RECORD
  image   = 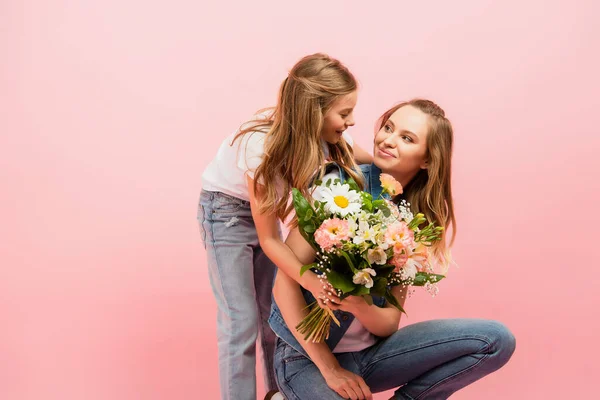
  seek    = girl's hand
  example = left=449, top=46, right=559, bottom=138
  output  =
left=317, top=282, right=368, bottom=314
left=302, top=272, right=335, bottom=310
left=321, top=366, right=373, bottom=400
left=316, top=280, right=341, bottom=310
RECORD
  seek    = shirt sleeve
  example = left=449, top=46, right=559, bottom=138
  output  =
left=236, top=131, right=266, bottom=180
left=343, top=131, right=354, bottom=147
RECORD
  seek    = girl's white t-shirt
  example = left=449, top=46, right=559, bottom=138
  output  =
left=202, top=112, right=354, bottom=201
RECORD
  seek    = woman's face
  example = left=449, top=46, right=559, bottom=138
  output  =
left=321, top=91, right=357, bottom=144
left=373, top=105, right=429, bottom=184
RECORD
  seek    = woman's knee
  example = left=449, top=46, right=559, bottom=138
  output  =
left=483, top=320, right=516, bottom=364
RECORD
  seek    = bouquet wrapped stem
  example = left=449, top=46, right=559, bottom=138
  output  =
left=296, top=301, right=340, bottom=343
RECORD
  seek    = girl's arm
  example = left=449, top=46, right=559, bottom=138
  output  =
left=275, top=229, right=373, bottom=400
left=352, top=142, right=373, bottom=165
left=246, top=175, right=323, bottom=297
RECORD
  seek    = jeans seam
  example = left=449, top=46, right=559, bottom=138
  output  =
left=388, top=336, right=491, bottom=400
left=278, top=352, right=305, bottom=400
left=413, top=345, right=491, bottom=399
left=363, top=335, right=491, bottom=377
left=284, top=359, right=315, bottom=385
left=254, top=250, right=277, bottom=391
left=280, top=380, right=301, bottom=400
left=197, top=204, right=207, bottom=248
left=207, top=212, right=237, bottom=399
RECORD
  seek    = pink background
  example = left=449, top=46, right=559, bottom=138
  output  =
left=2, top=1, right=599, bottom=399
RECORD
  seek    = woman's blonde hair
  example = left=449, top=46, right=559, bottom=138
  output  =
left=376, top=99, right=457, bottom=269
left=234, top=53, right=363, bottom=221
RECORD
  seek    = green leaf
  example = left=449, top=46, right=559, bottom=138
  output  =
left=361, top=197, right=373, bottom=213
left=338, top=250, right=358, bottom=274
left=371, top=277, right=388, bottom=295
left=373, top=265, right=395, bottom=277
left=373, top=199, right=391, bottom=217
left=385, top=291, right=406, bottom=314
left=292, top=188, right=312, bottom=220
left=300, top=263, right=318, bottom=276
left=303, top=223, right=316, bottom=234
left=350, top=285, right=370, bottom=296
left=327, top=270, right=355, bottom=293
left=412, top=272, right=445, bottom=286
left=346, top=178, right=360, bottom=192
left=362, top=294, right=374, bottom=306
left=304, top=208, right=314, bottom=221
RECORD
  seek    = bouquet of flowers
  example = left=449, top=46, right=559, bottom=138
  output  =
left=292, top=172, right=445, bottom=343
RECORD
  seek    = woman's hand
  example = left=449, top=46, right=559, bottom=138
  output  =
left=321, top=366, right=373, bottom=400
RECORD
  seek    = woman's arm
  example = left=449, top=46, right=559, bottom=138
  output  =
left=246, top=175, right=323, bottom=296
left=326, top=283, right=408, bottom=338
left=275, top=228, right=373, bottom=400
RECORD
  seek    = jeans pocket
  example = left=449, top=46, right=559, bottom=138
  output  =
left=283, top=356, right=313, bottom=383
left=281, top=345, right=313, bottom=383
left=213, top=193, right=243, bottom=213
left=197, top=204, right=207, bottom=248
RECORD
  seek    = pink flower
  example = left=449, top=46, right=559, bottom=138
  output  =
left=380, top=174, right=403, bottom=196
left=405, top=243, right=431, bottom=272
left=392, top=241, right=406, bottom=255
left=390, top=252, right=408, bottom=270
left=314, top=218, right=351, bottom=252
left=384, top=221, right=415, bottom=252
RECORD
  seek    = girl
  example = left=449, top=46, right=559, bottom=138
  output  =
left=270, top=99, right=516, bottom=399
left=198, top=53, right=371, bottom=400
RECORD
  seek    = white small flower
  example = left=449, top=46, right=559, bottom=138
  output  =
left=374, top=229, right=389, bottom=250
left=353, top=226, right=377, bottom=245
left=399, top=263, right=417, bottom=281
left=398, top=201, right=414, bottom=222
left=367, top=248, right=387, bottom=265
left=358, top=218, right=370, bottom=231
left=352, top=268, right=377, bottom=288
left=425, top=281, right=439, bottom=297
left=346, top=216, right=358, bottom=237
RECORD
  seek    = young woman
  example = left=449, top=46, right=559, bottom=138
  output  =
left=270, top=99, right=516, bottom=400
left=198, top=53, right=371, bottom=400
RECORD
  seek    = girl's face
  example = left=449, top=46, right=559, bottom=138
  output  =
left=373, top=105, right=429, bottom=184
left=321, top=91, right=357, bottom=145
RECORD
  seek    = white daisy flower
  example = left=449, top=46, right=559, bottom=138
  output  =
left=317, top=182, right=362, bottom=216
